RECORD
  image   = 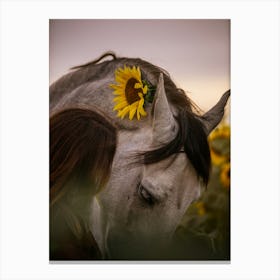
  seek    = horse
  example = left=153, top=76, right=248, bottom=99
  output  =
left=50, top=52, right=230, bottom=259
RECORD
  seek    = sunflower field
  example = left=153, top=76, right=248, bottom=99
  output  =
left=173, top=123, right=230, bottom=260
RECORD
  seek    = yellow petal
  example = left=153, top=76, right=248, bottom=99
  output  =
left=138, top=106, right=147, bottom=116
left=130, top=101, right=139, bottom=109
left=132, top=66, right=136, bottom=74
left=143, top=85, right=148, bottom=94
left=113, top=96, right=126, bottom=103
left=137, top=66, right=141, bottom=77
left=134, top=83, right=142, bottom=89
left=139, top=107, right=147, bottom=116
left=110, top=84, right=121, bottom=89
left=138, top=98, right=147, bottom=116
left=118, top=106, right=130, bottom=119
left=116, top=76, right=126, bottom=84
left=118, top=69, right=130, bottom=79
left=132, top=66, right=140, bottom=80
left=111, top=84, right=125, bottom=92
left=137, top=109, right=141, bottom=120
left=113, top=90, right=124, bottom=96
left=113, top=101, right=128, bottom=111
left=118, top=67, right=126, bottom=73
left=129, top=106, right=137, bottom=120
left=124, top=66, right=131, bottom=75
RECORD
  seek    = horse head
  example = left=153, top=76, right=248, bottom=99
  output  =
left=50, top=53, right=230, bottom=259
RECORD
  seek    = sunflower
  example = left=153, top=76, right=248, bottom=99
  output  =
left=110, top=65, right=148, bottom=120
left=220, top=162, right=230, bottom=188
left=194, top=201, right=206, bottom=216
left=208, top=125, right=230, bottom=142
left=208, top=125, right=230, bottom=166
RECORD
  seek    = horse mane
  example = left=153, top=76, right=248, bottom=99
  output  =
left=70, top=52, right=117, bottom=70
left=50, top=52, right=211, bottom=185
left=141, top=109, right=210, bottom=185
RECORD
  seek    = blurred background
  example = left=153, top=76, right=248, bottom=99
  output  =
left=49, top=19, right=230, bottom=118
left=50, top=19, right=230, bottom=260
left=175, top=124, right=230, bottom=260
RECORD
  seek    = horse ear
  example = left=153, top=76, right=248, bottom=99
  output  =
left=201, top=90, right=230, bottom=135
left=152, top=73, right=177, bottom=144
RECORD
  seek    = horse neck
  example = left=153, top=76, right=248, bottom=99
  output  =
left=50, top=64, right=154, bottom=130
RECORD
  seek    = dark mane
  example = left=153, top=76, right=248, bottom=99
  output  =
left=141, top=109, right=210, bottom=185
left=56, top=52, right=211, bottom=185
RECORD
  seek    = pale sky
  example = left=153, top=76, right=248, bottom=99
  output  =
left=50, top=19, right=230, bottom=116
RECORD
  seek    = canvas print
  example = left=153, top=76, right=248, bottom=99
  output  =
left=49, top=19, right=230, bottom=261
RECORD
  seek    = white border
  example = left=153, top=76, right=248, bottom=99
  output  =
left=1, top=1, right=279, bottom=280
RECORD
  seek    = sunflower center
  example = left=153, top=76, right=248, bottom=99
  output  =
left=125, top=78, right=142, bottom=105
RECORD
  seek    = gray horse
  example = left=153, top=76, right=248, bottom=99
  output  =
left=50, top=53, right=230, bottom=259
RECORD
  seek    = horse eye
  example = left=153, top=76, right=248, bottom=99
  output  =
left=138, top=184, right=155, bottom=206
